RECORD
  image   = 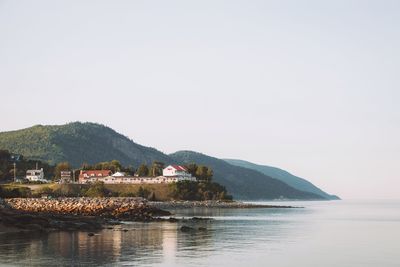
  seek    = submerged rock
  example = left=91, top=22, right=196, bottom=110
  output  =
left=180, top=225, right=195, bottom=232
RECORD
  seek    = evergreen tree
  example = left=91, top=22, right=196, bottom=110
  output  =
left=137, top=164, right=149, bottom=176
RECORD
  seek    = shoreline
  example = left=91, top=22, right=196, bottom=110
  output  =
left=149, top=200, right=297, bottom=209
left=0, top=197, right=297, bottom=234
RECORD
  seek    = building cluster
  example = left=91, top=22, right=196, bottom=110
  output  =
left=78, top=165, right=196, bottom=184
left=25, top=165, right=197, bottom=184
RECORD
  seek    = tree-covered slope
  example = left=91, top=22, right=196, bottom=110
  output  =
left=170, top=151, right=326, bottom=200
left=224, top=159, right=340, bottom=200
left=0, top=122, right=173, bottom=167
left=0, top=123, right=337, bottom=200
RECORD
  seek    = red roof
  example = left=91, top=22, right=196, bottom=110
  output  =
left=79, top=170, right=112, bottom=178
left=171, top=165, right=187, bottom=171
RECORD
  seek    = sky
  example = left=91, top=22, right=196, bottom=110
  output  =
left=0, top=0, right=399, bottom=199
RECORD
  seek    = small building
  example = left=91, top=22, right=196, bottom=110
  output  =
left=26, top=168, right=48, bottom=183
left=162, top=165, right=196, bottom=182
left=60, top=171, right=72, bottom=184
left=79, top=170, right=112, bottom=184
left=111, top=172, right=126, bottom=177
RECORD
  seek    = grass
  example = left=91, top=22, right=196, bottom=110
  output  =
left=2, top=183, right=174, bottom=200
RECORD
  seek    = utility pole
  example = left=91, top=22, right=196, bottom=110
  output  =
left=13, top=162, right=16, bottom=183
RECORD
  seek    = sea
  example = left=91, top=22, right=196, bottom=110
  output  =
left=0, top=200, right=399, bottom=267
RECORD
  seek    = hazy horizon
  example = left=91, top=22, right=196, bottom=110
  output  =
left=1, top=0, right=399, bottom=199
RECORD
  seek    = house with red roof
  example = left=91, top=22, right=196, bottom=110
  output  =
left=79, top=170, right=112, bottom=184
left=162, top=165, right=196, bottom=182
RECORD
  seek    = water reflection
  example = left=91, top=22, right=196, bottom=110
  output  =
left=0, top=208, right=308, bottom=266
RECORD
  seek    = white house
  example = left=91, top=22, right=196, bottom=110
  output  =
left=162, top=165, right=196, bottom=181
left=111, top=172, right=126, bottom=177
left=26, top=168, right=48, bottom=183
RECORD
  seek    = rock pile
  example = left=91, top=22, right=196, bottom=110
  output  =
left=5, top=197, right=170, bottom=221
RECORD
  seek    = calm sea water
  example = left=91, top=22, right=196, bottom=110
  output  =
left=0, top=200, right=399, bottom=267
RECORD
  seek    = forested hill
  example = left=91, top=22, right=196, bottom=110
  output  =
left=0, top=122, right=172, bottom=167
left=224, top=159, right=340, bottom=200
left=169, top=151, right=325, bottom=200
left=0, top=122, right=335, bottom=200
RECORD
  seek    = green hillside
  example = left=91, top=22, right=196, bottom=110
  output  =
left=0, top=122, right=336, bottom=200
left=170, top=151, right=325, bottom=200
left=224, top=159, right=339, bottom=200
left=0, top=122, right=172, bottom=167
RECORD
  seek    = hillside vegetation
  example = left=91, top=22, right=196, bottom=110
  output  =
left=0, top=122, right=172, bottom=167
left=224, top=159, right=339, bottom=200
left=0, top=122, right=337, bottom=200
left=170, top=151, right=325, bottom=200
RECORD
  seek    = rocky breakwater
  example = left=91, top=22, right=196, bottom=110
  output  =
left=0, top=197, right=171, bottom=234
left=5, top=197, right=170, bottom=221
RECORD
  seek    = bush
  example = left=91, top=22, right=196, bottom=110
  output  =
left=170, top=181, right=233, bottom=201
left=0, top=186, right=32, bottom=198
left=137, top=186, right=150, bottom=198
left=84, top=182, right=109, bottom=197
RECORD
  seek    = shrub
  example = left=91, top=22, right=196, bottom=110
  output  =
left=170, top=181, right=233, bottom=201
left=137, top=186, right=150, bottom=198
left=0, top=186, right=32, bottom=198
left=85, top=182, right=109, bottom=197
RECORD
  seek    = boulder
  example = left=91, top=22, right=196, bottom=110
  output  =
left=180, top=225, right=195, bottom=232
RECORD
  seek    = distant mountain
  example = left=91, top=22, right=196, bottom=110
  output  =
left=224, top=159, right=339, bottom=200
left=169, top=151, right=325, bottom=200
left=0, top=122, right=172, bottom=167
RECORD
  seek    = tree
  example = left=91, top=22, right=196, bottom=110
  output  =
left=121, top=165, right=135, bottom=176
left=149, top=161, right=164, bottom=177
left=136, top=164, right=149, bottom=176
left=0, top=150, right=10, bottom=161
left=85, top=181, right=108, bottom=197
left=185, top=163, right=198, bottom=177
left=110, top=160, right=122, bottom=172
left=54, top=162, right=71, bottom=179
left=195, top=165, right=213, bottom=183
left=81, top=162, right=92, bottom=170
left=94, top=160, right=122, bottom=172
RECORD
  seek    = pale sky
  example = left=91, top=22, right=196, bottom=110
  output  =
left=1, top=0, right=399, bottom=199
